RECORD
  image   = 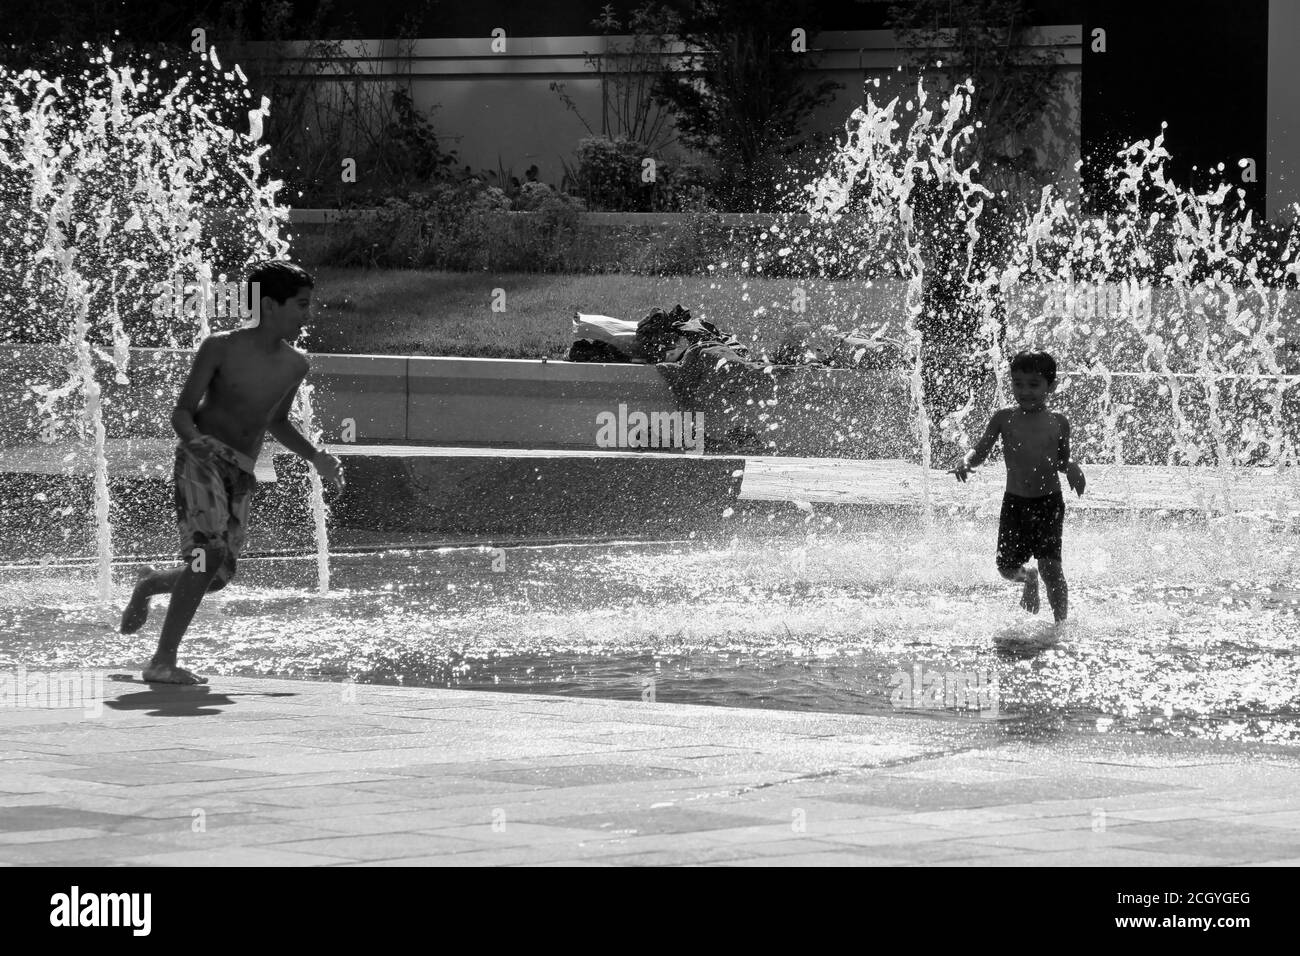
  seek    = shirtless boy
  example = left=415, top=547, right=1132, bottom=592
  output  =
left=120, top=261, right=344, bottom=684
left=950, top=351, right=1086, bottom=622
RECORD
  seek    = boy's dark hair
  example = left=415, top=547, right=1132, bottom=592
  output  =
left=247, top=260, right=313, bottom=304
left=1009, top=350, right=1057, bottom=384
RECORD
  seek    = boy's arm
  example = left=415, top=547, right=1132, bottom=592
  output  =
left=266, top=375, right=345, bottom=491
left=950, top=411, right=1003, bottom=481
left=1057, top=414, right=1086, bottom=495
left=171, top=337, right=225, bottom=445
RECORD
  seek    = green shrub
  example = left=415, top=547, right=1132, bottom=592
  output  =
left=565, top=137, right=720, bottom=212
left=311, top=180, right=592, bottom=272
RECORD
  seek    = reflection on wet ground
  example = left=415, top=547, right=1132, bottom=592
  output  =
left=2, top=512, right=1297, bottom=743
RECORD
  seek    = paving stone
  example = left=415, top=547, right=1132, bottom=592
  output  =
left=0, top=805, right=140, bottom=832
left=529, top=806, right=779, bottom=837
left=2, top=675, right=1299, bottom=866
left=265, top=832, right=486, bottom=861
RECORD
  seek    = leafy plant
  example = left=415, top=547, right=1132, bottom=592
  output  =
left=885, top=0, right=1067, bottom=199
left=550, top=2, right=681, bottom=154
left=651, top=0, right=842, bottom=211
left=563, top=136, right=717, bottom=212
left=217, top=0, right=460, bottom=207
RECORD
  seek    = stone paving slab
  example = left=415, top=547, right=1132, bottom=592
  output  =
left=2, top=674, right=1298, bottom=866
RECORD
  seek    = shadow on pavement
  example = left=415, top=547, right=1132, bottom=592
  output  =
left=103, top=674, right=296, bottom=717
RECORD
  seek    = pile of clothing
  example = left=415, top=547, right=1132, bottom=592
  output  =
left=567, top=307, right=898, bottom=370
left=565, top=305, right=900, bottom=452
left=565, top=306, right=770, bottom=451
left=634, top=305, right=753, bottom=366
left=566, top=306, right=752, bottom=366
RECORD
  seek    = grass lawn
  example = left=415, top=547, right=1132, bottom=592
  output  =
left=302, top=268, right=1297, bottom=374
left=304, top=268, right=906, bottom=359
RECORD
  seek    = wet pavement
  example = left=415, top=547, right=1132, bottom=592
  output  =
left=3, top=675, right=1300, bottom=866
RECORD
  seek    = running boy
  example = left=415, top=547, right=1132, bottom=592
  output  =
left=950, top=351, right=1086, bottom=621
left=120, top=261, right=344, bottom=684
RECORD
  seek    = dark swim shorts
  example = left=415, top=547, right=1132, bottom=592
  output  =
left=996, top=491, right=1065, bottom=569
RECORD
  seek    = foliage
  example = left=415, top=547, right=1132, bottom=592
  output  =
left=885, top=0, right=1066, bottom=196
left=315, top=183, right=588, bottom=272
left=550, top=2, right=681, bottom=153
left=563, top=137, right=715, bottom=212
left=651, top=0, right=842, bottom=211
left=216, top=0, right=460, bottom=207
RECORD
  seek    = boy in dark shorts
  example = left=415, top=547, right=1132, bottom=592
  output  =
left=949, top=351, right=1086, bottom=621
left=119, top=261, right=344, bottom=684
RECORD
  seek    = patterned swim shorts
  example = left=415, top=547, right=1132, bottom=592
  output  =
left=173, top=435, right=258, bottom=585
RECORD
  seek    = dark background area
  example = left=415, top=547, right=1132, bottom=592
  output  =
left=0, top=0, right=1083, bottom=43
left=0, top=0, right=1276, bottom=219
left=1082, top=0, right=1270, bottom=216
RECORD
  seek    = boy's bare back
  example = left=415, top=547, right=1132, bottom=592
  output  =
left=177, top=330, right=309, bottom=460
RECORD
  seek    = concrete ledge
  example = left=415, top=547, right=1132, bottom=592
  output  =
left=311, top=353, right=408, bottom=444
left=404, top=356, right=681, bottom=447
left=5, top=345, right=1296, bottom=463
left=0, top=469, right=313, bottom=563
left=277, top=450, right=745, bottom=536
left=3, top=442, right=1295, bottom=562
left=0, top=442, right=743, bottom=556
left=0, top=347, right=695, bottom=453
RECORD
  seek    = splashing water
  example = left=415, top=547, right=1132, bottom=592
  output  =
left=0, top=46, right=331, bottom=594
left=779, top=75, right=1299, bottom=522
left=293, top=381, right=331, bottom=593
left=0, top=67, right=1297, bottom=741
left=1006, top=125, right=1299, bottom=479
left=4, top=523, right=1299, bottom=742
left=803, top=77, right=996, bottom=523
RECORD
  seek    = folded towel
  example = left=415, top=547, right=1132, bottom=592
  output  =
left=571, top=313, right=647, bottom=362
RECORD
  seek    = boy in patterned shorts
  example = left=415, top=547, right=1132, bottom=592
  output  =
left=119, top=261, right=344, bottom=684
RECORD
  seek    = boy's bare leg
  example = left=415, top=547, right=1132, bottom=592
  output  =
left=120, top=565, right=179, bottom=634
left=143, top=555, right=223, bottom=685
left=122, top=563, right=226, bottom=634
left=999, top=564, right=1040, bottom=615
left=1038, top=558, right=1068, bottom=622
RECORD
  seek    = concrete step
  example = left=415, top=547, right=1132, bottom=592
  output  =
left=1, top=441, right=1296, bottom=562
left=0, top=443, right=747, bottom=560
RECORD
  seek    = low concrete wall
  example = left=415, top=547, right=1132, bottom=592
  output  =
left=302, top=353, right=697, bottom=449
left=0, top=345, right=912, bottom=458
left=658, top=361, right=914, bottom=459
left=311, top=355, right=916, bottom=456
left=276, top=452, right=744, bottom=537
left=402, top=357, right=680, bottom=447
left=9, top=344, right=1290, bottom=464
left=308, top=354, right=408, bottom=444
left=0, top=450, right=745, bottom=559
left=0, top=468, right=315, bottom=563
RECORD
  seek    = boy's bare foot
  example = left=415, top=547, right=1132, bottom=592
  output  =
left=142, top=663, right=208, bottom=685
left=119, top=565, right=157, bottom=634
left=1020, top=568, right=1041, bottom=615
